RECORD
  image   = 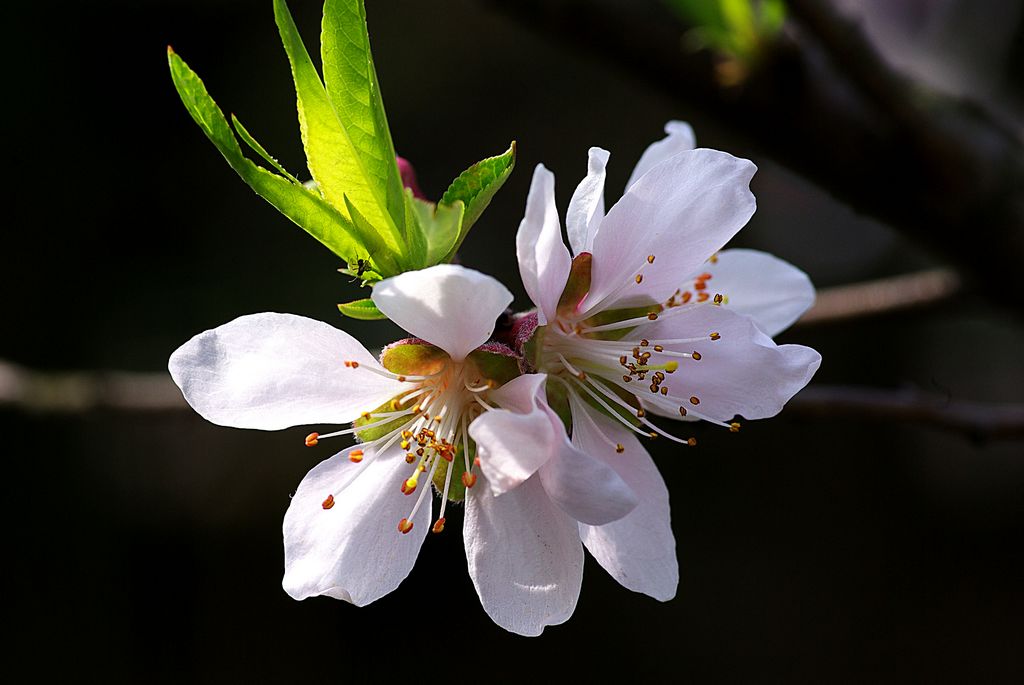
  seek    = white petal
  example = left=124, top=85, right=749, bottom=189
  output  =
left=464, top=474, right=584, bottom=636
left=168, top=313, right=404, bottom=430
left=700, top=248, right=815, bottom=337
left=582, top=149, right=756, bottom=315
left=282, top=446, right=430, bottom=605
left=624, top=120, right=696, bottom=193
left=371, top=264, right=513, bottom=362
left=639, top=304, right=821, bottom=421
left=572, top=404, right=678, bottom=601
left=470, top=406, right=554, bottom=496
left=516, top=165, right=571, bottom=325
left=566, top=147, right=610, bottom=256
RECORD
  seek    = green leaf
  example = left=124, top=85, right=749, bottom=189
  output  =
left=337, top=297, right=387, bottom=320
left=322, top=0, right=406, bottom=236
left=230, top=114, right=301, bottom=184
left=342, top=195, right=401, bottom=275
left=273, top=0, right=401, bottom=252
left=407, top=194, right=464, bottom=268
left=439, top=142, right=516, bottom=260
left=167, top=47, right=368, bottom=264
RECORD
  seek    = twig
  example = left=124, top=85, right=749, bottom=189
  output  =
left=2, top=360, right=1021, bottom=440
left=797, top=267, right=961, bottom=325
left=787, top=385, right=1024, bottom=441
left=479, top=0, right=1024, bottom=311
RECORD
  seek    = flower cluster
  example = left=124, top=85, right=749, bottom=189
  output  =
left=170, top=122, right=821, bottom=636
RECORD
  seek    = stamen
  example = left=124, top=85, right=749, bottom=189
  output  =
left=397, top=518, right=414, bottom=534
left=349, top=449, right=364, bottom=463
left=305, top=432, right=319, bottom=447
left=321, top=494, right=335, bottom=510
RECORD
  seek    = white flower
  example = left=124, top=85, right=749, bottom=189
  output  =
left=168, top=263, right=637, bottom=636
left=513, top=122, right=823, bottom=601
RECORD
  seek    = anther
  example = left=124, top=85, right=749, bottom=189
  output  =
left=405, top=453, right=416, bottom=464
left=660, top=387, right=668, bottom=395
left=710, top=332, right=721, bottom=341
left=402, top=477, right=418, bottom=495
left=687, top=437, right=697, bottom=447
left=647, top=312, right=658, bottom=320
left=654, top=345, right=663, bottom=352
left=461, top=472, right=477, bottom=489
left=647, top=254, right=656, bottom=264
left=349, top=449, right=364, bottom=463
left=623, top=375, right=632, bottom=382
left=648, top=432, right=658, bottom=439
left=636, top=408, right=646, bottom=418
left=713, top=293, right=723, bottom=304
left=615, top=443, right=625, bottom=453
left=691, top=351, right=702, bottom=361
left=678, top=406, right=687, bottom=417
left=398, top=518, right=414, bottom=534
left=321, top=494, right=335, bottom=510
left=729, top=422, right=741, bottom=433
left=635, top=274, right=643, bottom=284
left=690, top=396, right=700, bottom=405
left=640, top=339, right=649, bottom=347
left=432, top=518, right=446, bottom=534
left=665, top=361, right=679, bottom=373
left=697, top=292, right=709, bottom=302
left=304, top=432, right=319, bottom=447
left=619, top=355, right=628, bottom=366
left=348, top=361, right=360, bottom=369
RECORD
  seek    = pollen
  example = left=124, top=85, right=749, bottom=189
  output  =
left=397, top=518, right=414, bottom=534
left=304, top=432, right=319, bottom=447
left=321, top=494, right=335, bottom=510
left=349, top=449, right=364, bottom=463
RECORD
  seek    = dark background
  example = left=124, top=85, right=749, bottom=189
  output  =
left=4, top=0, right=1023, bottom=681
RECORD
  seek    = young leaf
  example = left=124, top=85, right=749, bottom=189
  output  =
left=407, top=194, right=464, bottom=267
left=168, top=47, right=367, bottom=264
left=273, top=0, right=401, bottom=251
left=230, top=114, right=301, bottom=184
left=439, top=142, right=516, bottom=261
left=337, top=297, right=387, bottom=320
left=321, top=0, right=406, bottom=235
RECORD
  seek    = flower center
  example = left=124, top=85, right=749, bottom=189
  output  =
left=304, top=356, right=498, bottom=536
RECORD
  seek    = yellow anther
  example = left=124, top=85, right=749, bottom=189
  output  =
left=402, top=477, right=418, bottom=495
left=691, top=351, right=702, bottom=361
left=660, top=387, right=668, bottom=395
left=615, top=443, right=625, bottom=453
left=400, top=440, right=410, bottom=450
left=648, top=432, right=658, bottom=439
left=360, top=411, right=371, bottom=419
left=689, top=396, right=700, bottom=405
left=653, top=345, right=663, bottom=352
left=665, top=361, right=679, bottom=373
left=710, top=332, right=721, bottom=341
left=635, top=274, right=644, bottom=284
left=405, top=453, right=416, bottom=464
left=636, top=408, right=646, bottom=418
left=729, top=422, right=741, bottom=433
left=640, top=339, right=649, bottom=347
left=304, top=432, right=319, bottom=448
left=647, top=254, right=656, bottom=264
left=713, top=293, right=723, bottom=304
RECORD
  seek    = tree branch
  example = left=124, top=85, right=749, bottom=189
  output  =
left=2, top=360, right=1021, bottom=441
left=480, top=0, right=1024, bottom=311
left=797, top=267, right=961, bottom=325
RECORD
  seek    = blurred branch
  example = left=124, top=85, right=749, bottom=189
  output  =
left=2, top=360, right=1022, bottom=441
left=797, top=267, right=961, bottom=325
left=480, top=0, right=1024, bottom=311
left=788, top=385, right=1024, bottom=441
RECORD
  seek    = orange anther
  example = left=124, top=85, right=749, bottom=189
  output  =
left=462, top=472, right=477, bottom=489
left=647, top=254, right=656, bottom=264
left=304, top=432, right=320, bottom=447
left=398, top=518, right=414, bottom=534
left=321, top=494, right=335, bottom=510
left=402, top=478, right=418, bottom=495
left=349, top=449, right=364, bottom=463
left=405, top=453, right=416, bottom=464
left=687, top=437, right=697, bottom=447
left=635, top=274, right=644, bottom=284
left=432, top=518, right=446, bottom=534
left=697, top=292, right=709, bottom=302
left=647, top=312, right=658, bottom=320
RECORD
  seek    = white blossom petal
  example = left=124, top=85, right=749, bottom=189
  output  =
left=282, top=446, right=430, bottom=605
left=168, top=313, right=404, bottom=430
left=624, top=120, right=696, bottom=193
left=517, top=165, right=572, bottom=325
left=470, top=405, right=554, bottom=496
left=464, top=473, right=583, bottom=636
left=582, top=149, right=756, bottom=315
left=371, top=264, right=513, bottom=362
left=639, top=304, right=821, bottom=421
left=566, top=147, right=610, bottom=256
left=572, top=404, right=678, bottom=601
left=701, top=248, right=815, bottom=337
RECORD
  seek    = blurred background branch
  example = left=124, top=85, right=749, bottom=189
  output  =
left=479, top=0, right=1024, bottom=310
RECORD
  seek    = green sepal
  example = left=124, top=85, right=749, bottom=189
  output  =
left=273, top=0, right=402, bottom=252
left=352, top=399, right=407, bottom=442
left=439, top=142, right=516, bottom=261
left=337, top=298, right=387, bottom=320
left=380, top=342, right=448, bottom=376
left=522, top=323, right=545, bottom=371
left=467, top=349, right=520, bottom=387
left=167, top=47, right=367, bottom=265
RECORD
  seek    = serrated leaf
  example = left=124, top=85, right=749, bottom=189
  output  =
left=439, top=142, right=516, bottom=260
left=322, top=0, right=405, bottom=236
left=168, top=47, right=368, bottom=264
left=337, top=297, right=387, bottom=320
left=273, top=0, right=401, bottom=251
left=407, top=193, right=464, bottom=268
